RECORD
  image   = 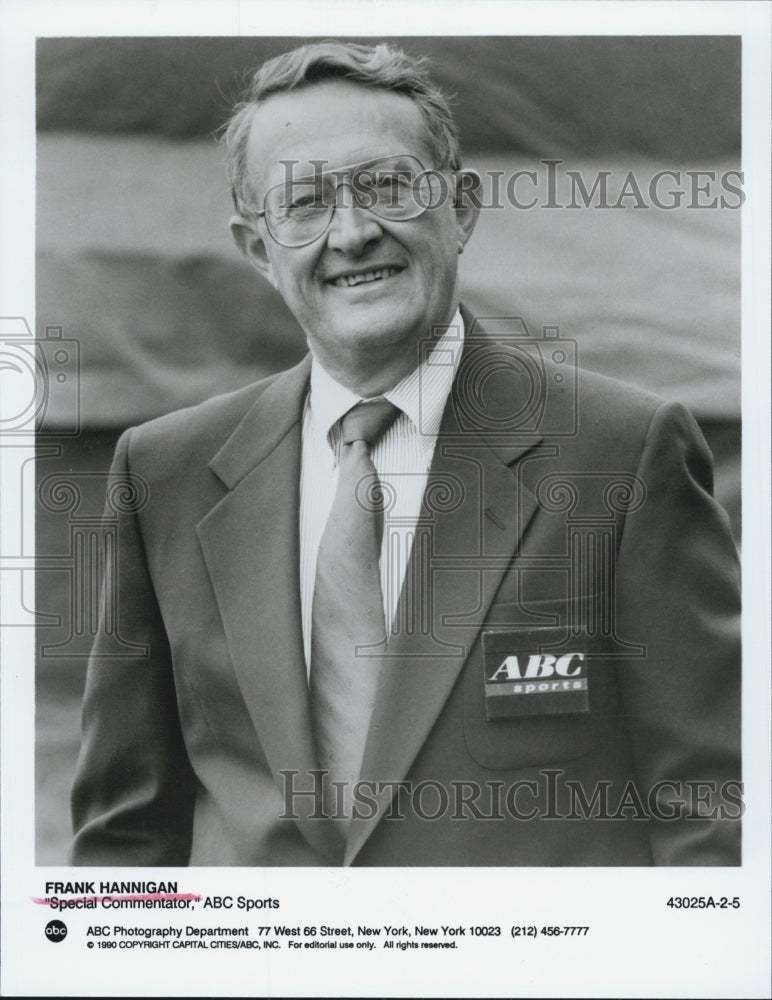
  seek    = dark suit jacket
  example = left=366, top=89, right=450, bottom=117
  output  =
left=71, top=319, right=741, bottom=866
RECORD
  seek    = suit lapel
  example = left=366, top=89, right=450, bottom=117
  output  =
left=345, top=332, right=543, bottom=864
left=194, top=325, right=548, bottom=865
left=196, top=356, right=341, bottom=863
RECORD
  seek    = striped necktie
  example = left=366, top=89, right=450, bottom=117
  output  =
left=310, top=399, right=401, bottom=830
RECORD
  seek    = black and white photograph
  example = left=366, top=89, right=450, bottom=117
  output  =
left=1, top=1, right=770, bottom=997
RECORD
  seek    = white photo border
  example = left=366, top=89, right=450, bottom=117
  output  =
left=1, top=2, right=770, bottom=997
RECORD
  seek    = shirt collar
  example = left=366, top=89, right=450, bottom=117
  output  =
left=308, top=307, right=465, bottom=457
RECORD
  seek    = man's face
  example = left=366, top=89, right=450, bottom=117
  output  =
left=232, top=80, right=477, bottom=374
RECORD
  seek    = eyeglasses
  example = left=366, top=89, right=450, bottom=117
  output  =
left=252, top=154, right=443, bottom=248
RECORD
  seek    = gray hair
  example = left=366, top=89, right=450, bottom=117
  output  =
left=221, top=39, right=461, bottom=216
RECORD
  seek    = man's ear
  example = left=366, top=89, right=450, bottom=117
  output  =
left=230, top=215, right=276, bottom=287
left=452, top=169, right=482, bottom=252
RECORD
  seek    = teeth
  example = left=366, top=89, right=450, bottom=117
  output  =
left=331, top=267, right=400, bottom=287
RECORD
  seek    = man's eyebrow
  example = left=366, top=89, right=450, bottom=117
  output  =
left=274, top=154, right=423, bottom=185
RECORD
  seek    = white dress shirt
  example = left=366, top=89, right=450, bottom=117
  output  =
left=299, top=309, right=465, bottom=669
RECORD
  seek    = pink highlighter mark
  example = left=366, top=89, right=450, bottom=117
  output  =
left=32, top=892, right=202, bottom=905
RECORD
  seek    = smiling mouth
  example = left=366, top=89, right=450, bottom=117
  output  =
left=328, top=266, right=403, bottom=288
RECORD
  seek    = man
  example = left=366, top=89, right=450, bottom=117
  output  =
left=71, top=40, right=741, bottom=866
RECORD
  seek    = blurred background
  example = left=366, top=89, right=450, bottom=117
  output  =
left=36, top=36, right=741, bottom=863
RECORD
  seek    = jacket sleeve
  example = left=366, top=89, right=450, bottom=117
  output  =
left=70, top=429, right=198, bottom=866
left=614, top=401, right=741, bottom=865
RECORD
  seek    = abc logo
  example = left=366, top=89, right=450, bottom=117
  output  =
left=45, top=919, right=67, bottom=943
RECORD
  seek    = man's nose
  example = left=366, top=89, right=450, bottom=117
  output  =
left=325, top=198, right=383, bottom=255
